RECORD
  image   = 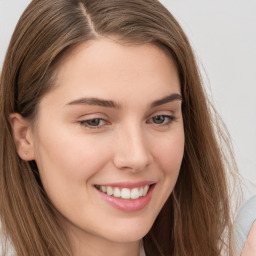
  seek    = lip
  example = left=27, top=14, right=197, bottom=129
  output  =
left=95, top=182, right=156, bottom=212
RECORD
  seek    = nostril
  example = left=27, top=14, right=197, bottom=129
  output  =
left=113, top=150, right=152, bottom=172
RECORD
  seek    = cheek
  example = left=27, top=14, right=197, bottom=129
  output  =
left=34, top=127, right=111, bottom=185
left=153, top=129, right=185, bottom=175
left=148, top=129, right=184, bottom=217
left=33, top=132, right=111, bottom=214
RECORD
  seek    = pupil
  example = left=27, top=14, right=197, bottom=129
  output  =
left=153, top=116, right=165, bottom=124
left=88, top=119, right=100, bottom=126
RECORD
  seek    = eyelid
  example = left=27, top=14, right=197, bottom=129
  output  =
left=146, top=108, right=175, bottom=119
left=77, top=112, right=108, bottom=119
left=77, top=111, right=111, bottom=129
left=149, top=102, right=181, bottom=116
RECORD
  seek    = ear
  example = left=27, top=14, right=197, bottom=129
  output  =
left=9, top=113, right=35, bottom=161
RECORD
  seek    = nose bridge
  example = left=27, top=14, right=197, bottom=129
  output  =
left=113, top=122, right=152, bottom=171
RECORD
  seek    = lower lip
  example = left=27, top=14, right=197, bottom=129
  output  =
left=96, top=185, right=155, bottom=212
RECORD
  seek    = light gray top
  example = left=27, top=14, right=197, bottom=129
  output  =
left=233, top=195, right=256, bottom=255
left=140, top=242, right=146, bottom=256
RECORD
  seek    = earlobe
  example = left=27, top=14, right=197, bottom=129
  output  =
left=9, top=113, right=35, bottom=161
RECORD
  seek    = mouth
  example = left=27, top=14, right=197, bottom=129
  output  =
left=95, top=184, right=152, bottom=200
left=94, top=183, right=155, bottom=212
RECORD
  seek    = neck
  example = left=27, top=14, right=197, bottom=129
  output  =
left=72, top=237, right=141, bottom=256
left=66, top=225, right=141, bottom=256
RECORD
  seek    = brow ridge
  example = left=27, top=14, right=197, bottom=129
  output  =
left=66, top=97, right=121, bottom=109
left=150, top=93, right=183, bottom=108
left=66, top=93, right=182, bottom=109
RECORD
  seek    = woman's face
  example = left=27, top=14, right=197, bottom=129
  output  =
left=30, top=39, right=184, bottom=248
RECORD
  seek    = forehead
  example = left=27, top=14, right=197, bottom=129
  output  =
left=58, top=38, right=176, bottom=70
left=57, top=39, right=178, bottom=83
left=39, top=38, right=181, bottom=111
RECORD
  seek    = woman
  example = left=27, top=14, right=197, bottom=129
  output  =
left=0, top=0, right=236, bottom=255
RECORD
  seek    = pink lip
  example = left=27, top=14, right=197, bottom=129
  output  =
left=95, top=184, right=155, bottom=212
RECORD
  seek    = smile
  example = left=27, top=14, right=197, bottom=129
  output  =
left=95, top=185, right=150, bottom=200
left=95, top=182, right=155, bottom=212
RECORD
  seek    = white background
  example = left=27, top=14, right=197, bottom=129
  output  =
left=0, top=0, right=256, bottom=199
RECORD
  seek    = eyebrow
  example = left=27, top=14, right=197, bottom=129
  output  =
left=150, top=93, right=183, bottom=108
left=66, top=97, right=121, bottom=109
left=66, top=93, right=182, bottom=109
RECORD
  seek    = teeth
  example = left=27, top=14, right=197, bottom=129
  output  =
left=98, top=185, right=150, bottom=200
left=143, top=185, right=149, bottom=196
left=121, top=188, right=130, bottom=199
left=113, top=187, right=121, bottom=197
left=131, top=188, right=139, bottom=199
left=106, top=186, right=113, bottom=196
left=139, top=187, right=144, bottom=197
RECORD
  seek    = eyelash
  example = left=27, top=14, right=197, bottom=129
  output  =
left=78, top=115, right=176, bottom=130
left=146, top=115, right=176, bottom=126
left=79, top=118, right=107, bottom=129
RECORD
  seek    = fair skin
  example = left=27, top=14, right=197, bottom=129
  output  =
left=10, top=39, right=184, bottom=256
left=241, top=222, right=256, bottom=256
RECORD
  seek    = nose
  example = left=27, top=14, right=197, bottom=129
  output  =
left=113, top=125, right=153, bottom=172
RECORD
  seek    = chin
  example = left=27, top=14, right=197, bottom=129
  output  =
left=104, top=219, right=154, bottom=243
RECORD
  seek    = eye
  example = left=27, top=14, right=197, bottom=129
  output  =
left=147, top=115, right=176, bottom=125
left=79, top=118, right=107, bottom=129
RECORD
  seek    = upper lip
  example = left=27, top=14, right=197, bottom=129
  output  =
left=95, top=181, right=155, bottom=189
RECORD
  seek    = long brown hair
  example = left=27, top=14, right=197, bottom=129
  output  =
left=0, top=0, right=236, bottom=255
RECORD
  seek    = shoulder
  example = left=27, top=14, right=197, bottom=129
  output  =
left=241, top=221, right=256, bottom=256
left=234, top=195, right=256, bottom=255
